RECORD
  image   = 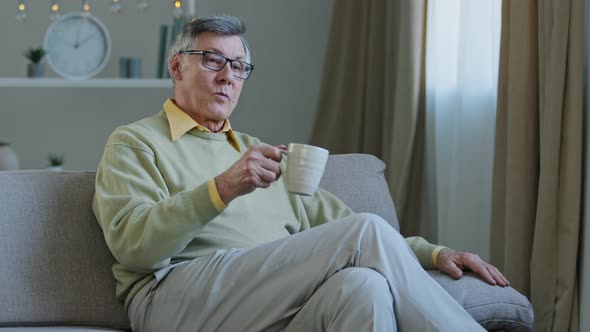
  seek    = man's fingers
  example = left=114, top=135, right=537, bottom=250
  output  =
left=440, top=260, right=463, bottom=279
left=494, top=266, right=510, bottom=286
left=464, top=256, right=496, bottom=286
left=258, top=158, right=281, bottom=179
left=489, top=265, right=510, bottom=287
left=448, top=266, right=463, bottom=279
left=438, top=249, right=512, bottom=287
left=479, top=267, right=496, bottom=286
left=489, top=267, right=507, bottom=287
left=257, top=144, right=283, bottom=162
left=437, top=249, right=463, bottom=279
left=257, top=166, right=279, bottom=184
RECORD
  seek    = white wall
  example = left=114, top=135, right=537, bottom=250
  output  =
left=0, top=0, right=334, bottom=170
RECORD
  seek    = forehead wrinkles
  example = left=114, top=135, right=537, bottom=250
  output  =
left=192, top=34, right=247, bottom=59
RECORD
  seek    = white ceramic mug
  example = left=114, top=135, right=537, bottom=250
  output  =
left=281, top=143, right=329, bottom=196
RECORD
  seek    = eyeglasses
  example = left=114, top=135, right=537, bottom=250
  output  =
left=178, top=50, right=254, bottom=80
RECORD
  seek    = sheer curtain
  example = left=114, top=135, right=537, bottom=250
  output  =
left=425, top=0, right=502, bottom=258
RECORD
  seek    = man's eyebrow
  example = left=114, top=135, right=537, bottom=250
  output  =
left=206, top=47, right=246, bottom=61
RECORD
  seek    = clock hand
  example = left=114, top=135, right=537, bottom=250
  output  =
left=73, top=25, right=82, bottom=48
left=77, top=32, right=97, bottom=48
left=73, top=19, right=88, bottom=49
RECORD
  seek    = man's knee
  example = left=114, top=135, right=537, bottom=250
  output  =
left=350, top=213, right=404, bottom=242
left=334, top=267, right=393, bottom=311
left=355, top=212, right=394, bottom=230
left=335, top=267, right=390, bottom=298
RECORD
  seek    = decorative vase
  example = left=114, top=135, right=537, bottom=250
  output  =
left=27, top=63, right=45, bottom=78
left=47, top=165, right=63, bottom=171
left=0, top=142, right=20, bottom=170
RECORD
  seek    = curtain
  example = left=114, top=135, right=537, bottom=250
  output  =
left=491, top=0, right=584, bottom=331
left=310, top=0, right=432, bottom=238
left=424, top=0, right=502, bottom=257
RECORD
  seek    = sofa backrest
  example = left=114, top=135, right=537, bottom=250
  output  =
left=0, top=153, right=398, bottom=329
left=320, top=154, right=399, bottom=230
left=0, top=171, right=130, bottom=329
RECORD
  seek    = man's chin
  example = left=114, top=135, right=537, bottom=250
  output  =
left=208, top=107, right=233, bottom=121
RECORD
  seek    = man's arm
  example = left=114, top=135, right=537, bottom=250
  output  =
left=295, top=189, right=510, bottom=286
left=294, top=188, right=445, bottom=270
left=398, top=235, right=510, bottom=286
left=404, top=236, right=445, bottom=269
left=93, top=128, right=221, bottom=272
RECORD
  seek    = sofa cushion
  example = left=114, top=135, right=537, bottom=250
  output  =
left=0, top=171, right=129, bottom=330
left=320, top=154, right=399, bottom=231
left=428, top=271, right=534, bottom=331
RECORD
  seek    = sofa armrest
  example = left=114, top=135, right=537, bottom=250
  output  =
left=428, top=271, right=534, bottom=331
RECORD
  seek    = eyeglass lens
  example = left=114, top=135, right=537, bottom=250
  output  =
left=202, top=52, right=252, bottom=78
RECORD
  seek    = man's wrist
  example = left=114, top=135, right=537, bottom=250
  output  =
left=432, top=246, right=448, bottom=269
left=208, top=178, right=228, bottom=211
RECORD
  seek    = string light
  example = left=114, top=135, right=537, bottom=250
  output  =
left=13, top=0, right=192, bottom=22
left=81, top=0, right=91, bottom=16
left=173, top=0, right=183, bottom=18
left=16, top=0, right=26, bottom=23
left=49, top=0, right=60, bottom=20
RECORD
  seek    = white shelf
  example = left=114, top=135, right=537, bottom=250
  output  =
left=0, top=78, right=172, bottom=88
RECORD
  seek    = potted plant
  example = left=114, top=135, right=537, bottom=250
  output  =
left=48, top=153, right=64, bottom=171
left=23, top=47, right=47, bottom=78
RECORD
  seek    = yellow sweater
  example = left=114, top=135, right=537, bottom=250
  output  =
left=93, top=105, right=441, bottom=308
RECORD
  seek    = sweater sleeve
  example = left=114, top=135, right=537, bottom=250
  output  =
left=92, top=127, right=221, bottom=272
left=296, top=188, right=442, bottom=270
left=295, top=187, right=356, bottom=230
left=405, top=236, right=445, bottom=270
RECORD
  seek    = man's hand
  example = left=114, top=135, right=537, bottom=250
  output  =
left=436, top=248, right=510, bottom=287
left=215, top=144, right=286, bottom=204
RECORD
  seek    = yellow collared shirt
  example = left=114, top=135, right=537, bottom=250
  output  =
left=163, top=98, right=241, bottom=152
left=163, top=98, right=240, bottom=211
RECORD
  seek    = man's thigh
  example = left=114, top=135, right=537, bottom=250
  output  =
left=130, top=214, right=395, bottom=332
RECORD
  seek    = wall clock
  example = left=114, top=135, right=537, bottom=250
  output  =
left=43, top=13, right=112, bottom=80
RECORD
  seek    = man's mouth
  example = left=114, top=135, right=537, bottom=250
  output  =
left=214, top=92, right=229, bottom=100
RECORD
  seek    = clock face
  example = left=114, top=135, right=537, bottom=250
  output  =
left=43, top=13, right=111, bottom=80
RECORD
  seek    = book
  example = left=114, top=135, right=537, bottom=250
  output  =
left=165, top=17, right=187, bottom=79
left=156, top=25, right=168, bottom=79
left=170, top=17, right=186, bottom=45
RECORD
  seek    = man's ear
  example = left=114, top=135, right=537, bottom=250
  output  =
left=170, top=54, right=183, bottom=81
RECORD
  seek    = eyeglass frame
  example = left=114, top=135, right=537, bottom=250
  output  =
left=178, top=50, right=255, bottom=80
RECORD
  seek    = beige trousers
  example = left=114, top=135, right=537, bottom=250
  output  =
left=128, top=213, right=484, bottom=332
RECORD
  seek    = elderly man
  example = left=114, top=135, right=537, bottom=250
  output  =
left=93, top=15, right=508, bottom=332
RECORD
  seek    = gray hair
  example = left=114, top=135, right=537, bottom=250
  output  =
left=167, top=15, right=251, bottom=80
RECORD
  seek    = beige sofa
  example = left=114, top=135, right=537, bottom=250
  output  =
left=0, top=154, right=533, bottom=331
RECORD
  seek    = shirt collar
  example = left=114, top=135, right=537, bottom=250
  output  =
left=163, top=98, right=241, bottom=152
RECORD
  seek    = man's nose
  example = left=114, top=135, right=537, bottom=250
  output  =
left=216, top=62, right=234, bottom=83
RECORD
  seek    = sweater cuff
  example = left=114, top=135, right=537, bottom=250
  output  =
left=207, top=178, right=227, bottom=211
left=431, top=246, right=447, bottom=269
left=404, top=236, right=440, bottom=269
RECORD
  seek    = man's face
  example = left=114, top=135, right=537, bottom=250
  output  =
left=172, top=32, right=246, bottom=129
